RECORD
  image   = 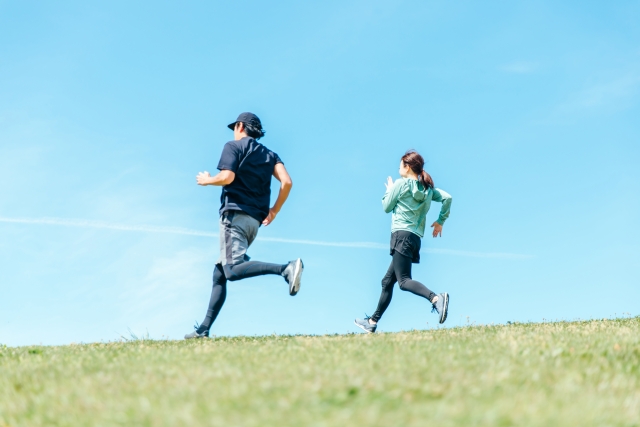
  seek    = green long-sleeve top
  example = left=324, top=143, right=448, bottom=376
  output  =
left=382, top=178, right=452, bottom=238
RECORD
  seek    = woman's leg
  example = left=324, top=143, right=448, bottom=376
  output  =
left=370, top=260, right=397, bottom=322
left=198, top=264, right=228, bottom=333
left=392, top=252, right=436, bottom=302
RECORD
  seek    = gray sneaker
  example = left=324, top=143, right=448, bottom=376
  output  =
left=354, top=316, right=377, bottom=333
left=184, top=325, right=209, bottom=340
left=431, top=292, right=449, bottom=324
left=282, top=258, right=304, bottom=296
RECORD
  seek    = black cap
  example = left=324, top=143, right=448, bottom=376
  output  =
left=227, top=112, right=262, bottom=130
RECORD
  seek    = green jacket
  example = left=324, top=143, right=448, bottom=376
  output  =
left=382, top=178, right=452, bottom=238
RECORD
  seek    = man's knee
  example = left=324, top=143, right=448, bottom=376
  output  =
left=398, top=279, right=409, bottom=291
left=381, top=277, right=394, bottom=290
left=217, top=264, right=242, bottom=281
left=222, top=264, right=242, bottom=281
left=213, top=264, right=226, bottom=282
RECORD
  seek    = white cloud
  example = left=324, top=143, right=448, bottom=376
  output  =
left=499, top=62, right=538, bottom=74
left=0, top=216, right=533, bottom=259
left=0, top=216, right=217, bottom=237
left=116, top=248, right=212, bottom=335
left=424, top=248, right=532, bottom=259
left=561, top=73, right=640, bottom=111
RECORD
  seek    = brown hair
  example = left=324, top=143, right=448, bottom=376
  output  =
left=401, top=150, right=434, bottom=190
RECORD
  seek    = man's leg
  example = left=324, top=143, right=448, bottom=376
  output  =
left=186, top=264, right=227, bottom=339
left=198, top=264, right=228, bottom=333
left=221, top=212, right=285, bottom=281
left=223, top=260, right=303, bottom=297
left=221, top=211, right=303, bottom=294
left=393, top=252, right=436, bottom=302
left=222, top=262, right=286, bottom=281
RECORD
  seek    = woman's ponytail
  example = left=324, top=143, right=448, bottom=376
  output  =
left=402, top=150, right=434, bottom=190
left=419, top=170, right=434, bottom=190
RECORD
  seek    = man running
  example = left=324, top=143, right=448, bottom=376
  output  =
left=185, top=112, right=304, bottom=339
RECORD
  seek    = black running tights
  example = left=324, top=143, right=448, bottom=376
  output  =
left=198, top=261, right=286, bottom=332
left=370, top=252, right=436, bottom=322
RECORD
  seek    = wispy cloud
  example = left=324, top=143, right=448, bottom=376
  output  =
left=257, top=236, right=387, bottom=249
left=0, top=216, right=533, bottom=259
left=117, top=248, right=213, bottom=333
left=499, top=61, right=538, bottom=74
left=558, top=72, right=640, bottom=112
left=424, top=248, right=532, bottom=260
left=0, top=216, right=217, bottom=237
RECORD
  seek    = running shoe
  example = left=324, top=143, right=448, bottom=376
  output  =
left=431, top=292, right=449, bottom=324
left=354, top=316, right=377, bottom=333
left=184, top=324, right=209, bottom=340
left=282, top=258, right=304, bottom=296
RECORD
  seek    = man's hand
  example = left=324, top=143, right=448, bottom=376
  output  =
left=265, top=164, right=292, bottom=226
left=385, top=176, right=394, bottom=190
left=262, top=208, right=278, bottom=226
left=431, top=221, right=443, bottom=238
left=197, top=171, right=212, bottom=186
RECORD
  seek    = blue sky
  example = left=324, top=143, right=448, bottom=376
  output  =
left=1, top=1, right=639, bottom=346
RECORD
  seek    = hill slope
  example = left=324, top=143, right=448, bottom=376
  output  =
left=1, top=318, right=639, bottom=426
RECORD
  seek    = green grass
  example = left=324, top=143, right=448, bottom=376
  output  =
left=1, top=318, right=639, bottom=426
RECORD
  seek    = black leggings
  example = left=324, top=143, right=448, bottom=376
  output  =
left=197, top=261, right=285, bottom=332
left=370, top=252, right=436, bottom=322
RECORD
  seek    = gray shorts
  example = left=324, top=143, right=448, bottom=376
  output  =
left=217, top=211, right=259, bottom=266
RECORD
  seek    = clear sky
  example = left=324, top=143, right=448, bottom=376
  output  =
left=1, top=1, right=639, bottom=346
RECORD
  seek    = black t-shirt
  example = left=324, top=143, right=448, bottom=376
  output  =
left=217, top=137, right=283, bottom=223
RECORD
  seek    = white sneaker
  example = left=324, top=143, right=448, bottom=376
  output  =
left=282, top=258, right=304, bottom=296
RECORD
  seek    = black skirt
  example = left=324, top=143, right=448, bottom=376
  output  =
left=389, top=230, right=422, bottom=264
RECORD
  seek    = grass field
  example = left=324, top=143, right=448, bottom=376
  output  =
left=1, top=318, right=639, bottom=427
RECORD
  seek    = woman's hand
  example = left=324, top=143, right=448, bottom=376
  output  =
left=431, top=222, right=443, bottom=238
left=385, top=176, right=394, bottom=190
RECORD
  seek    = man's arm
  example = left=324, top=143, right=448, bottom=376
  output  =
left=263, top=163, right=292, bottom=226
left=197, top=141, right=240, bottom=186
left=196, top=170, right=235, bottom=186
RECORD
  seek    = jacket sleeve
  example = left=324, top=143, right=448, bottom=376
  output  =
left=382, top=180, right=403, bottom=213
left=431, top=188, right=452, bottom=225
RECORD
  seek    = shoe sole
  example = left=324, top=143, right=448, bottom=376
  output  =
left=439, top=293, right=449, bottom=324
left=184, top=334, right=208, bottom=340
left=353, top=320, right=375, bottom=334
left=289, top=259, right=303, bottom=296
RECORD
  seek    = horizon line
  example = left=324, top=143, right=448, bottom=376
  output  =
left=0, top=216, right=533, bottom=260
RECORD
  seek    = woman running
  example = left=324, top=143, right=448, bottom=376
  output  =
left=354, top=150, right=452, bottom=333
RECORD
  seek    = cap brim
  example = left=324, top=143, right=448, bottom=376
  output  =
left=227, top=122, right=237, bottom=130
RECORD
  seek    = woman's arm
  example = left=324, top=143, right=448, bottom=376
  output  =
left=430, top=188, right=452, bottom=238
left=382, top=178, right=403, bottom=213
left=431, top=188, right=452, bottom=225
